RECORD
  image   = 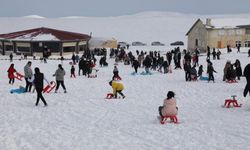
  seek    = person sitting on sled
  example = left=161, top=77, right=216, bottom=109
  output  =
left=158, top=91, right=178, bottom=118
left=109, top=80, right=125, bottom=99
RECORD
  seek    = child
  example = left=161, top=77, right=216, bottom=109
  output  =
left=112, top=66, right=121, bottom=80
left=7, top=63, right=16, bottom=84
left=70, top=65, right=76, bottom=78
left=198, top=65, right=203, bottom=77
left=158, top=91, right=178, bottom=118
left=207, top=62, right=217, bottom=83
left=109, top=80, right=125, bottom=99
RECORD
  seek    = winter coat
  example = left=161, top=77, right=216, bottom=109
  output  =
left=207, top=65, right=216, bottom=74
left=161, top=97, right=178, bottom=116
left=132, top=60, right=140, bottom=68
left=198, top=67, right=203, bottom=76
left=54, top=68, right=65, bottom=81
left=234, top=62, right=242, bottom=77
left=111, top=81, right=124, bottom=95
left=24, top=64, right=33, bottom=78
left=7, top=67, right=16, bottom=79
left=244, top=64, right=250, bottom=78
left=34, top=73, right=44, bottom=90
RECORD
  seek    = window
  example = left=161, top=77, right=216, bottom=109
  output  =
left=246, top=29, right=250, bottom=34
left=195, top=39, right=198, bottom=46
left=228, top=30, right=235, bottom=35
left=236, top=29, right=243, bottom=35
left=218, top=30, right=225, bottom=36
left=17, top=46, right=30, bottom=52
left=235, top=41, right=241, bottom=47
left=245, top=41, right=250, bottom=47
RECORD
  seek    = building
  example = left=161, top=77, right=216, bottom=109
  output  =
left=186, top=18, right=250, bottom=52
left=88, top=37, right=117, bottom=49
left=0, top=27, right=91, bottom=55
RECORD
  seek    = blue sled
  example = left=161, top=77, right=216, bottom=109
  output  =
left=131, top=72, right=139, bottom=75
left=10, top=86, right=26, bottom=94
left=199, top=76, right=209, bottom=81
left=140, top=71, right=152, bottom=75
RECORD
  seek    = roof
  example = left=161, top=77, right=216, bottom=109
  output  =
left=0, top=27, right=91, bottom=42
left=186, top=19, right=202, bottom=36
left=186, top=18, right=250, bottom=36
left=204, top=18, right=250, bottom=29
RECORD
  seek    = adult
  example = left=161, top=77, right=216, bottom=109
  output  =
left=132, top=59, right=140, bottom=73
left=223, top=61, right=231, bottom=81
left=54, top=64, right=67, bottom=93
left=243, top=63, right=250, bottom=97
left=24, top=61, right=33, bottom=92
left=33, top=67, right=48, bottom=106
left=9, top=53, right=13, bottom=62
left=234, top=59, right=242, bottom=80
left=72, top=53, right=76, bottom=65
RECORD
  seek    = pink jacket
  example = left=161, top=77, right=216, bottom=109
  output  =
left=161, top=98, right=178, bottom=116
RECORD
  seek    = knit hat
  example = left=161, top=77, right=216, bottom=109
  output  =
left=167, top=91, right=175, bottom=99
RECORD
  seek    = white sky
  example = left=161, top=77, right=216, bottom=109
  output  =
left=1, top=0, right=250, bottom=17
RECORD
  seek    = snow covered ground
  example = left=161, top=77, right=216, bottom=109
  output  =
left=1, top=12, right=250, bottom=150
left=0, top=47, right=250, bottom=150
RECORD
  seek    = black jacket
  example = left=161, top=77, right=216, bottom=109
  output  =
left=34, top=73, right=44, bottom=90
left=244, top=64, right=250, bottom=78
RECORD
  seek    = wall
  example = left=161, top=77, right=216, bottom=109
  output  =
left=187, top=20, right=208, bottom=52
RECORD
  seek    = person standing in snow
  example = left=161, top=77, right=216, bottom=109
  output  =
left=31, top=67, right=48, bottom=106
left=112, top=66, right=121, bottom=80
left=243, top=63, right=250, bottom=97
left=234, top=59, right=242, bottom=80
left=207, top=62, right=217, bottom=83
left=53, top=64, right=67, bottom=93
left=158, top=91, right=178, bottom=117
left=198, top=65, right=203, bottom=78
left=70, top=65, right=76, bottom=78
left=72, top=53, right=76, bottom=65
left=7, top=63, right=16, bottom=84
left=216, top=49, right=221, bottom=60
left=9, top=53, right=13, bottom=62
left=24, top=61, right=33, bottom=92
left=132, top=59, right=140, bottom=73
left=212, top=48, right=216, bottom=60
left=223, top=61, right=231, bottom=81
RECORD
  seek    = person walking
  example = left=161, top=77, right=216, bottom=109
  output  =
left=24, top=61, right=33, bottom=92
left=53, top=64, right=67, bottom=93
left=243, top=63, right=250, bottom=97
left=32, top=67, right=48, bottom=106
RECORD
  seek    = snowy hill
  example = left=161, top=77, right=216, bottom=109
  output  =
left=1, top=12, right=250, bottom=149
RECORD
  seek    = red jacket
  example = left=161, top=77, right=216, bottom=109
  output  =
left=7, top=67, right=16, bottom=79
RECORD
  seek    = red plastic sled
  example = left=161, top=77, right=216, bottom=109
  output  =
left=43, top=81, right=56, bottom=93
left=14, top=72, right=24, bottom=81
left=106, top=93, right=114, bottom=99
left=226, top=79, right=237, bottom=83
left=159, top=115, right=179, bottom=124
left=223, top=95, right=242, bottom=108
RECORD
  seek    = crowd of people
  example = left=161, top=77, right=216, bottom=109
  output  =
left=5, top=45, right=250, bottom=122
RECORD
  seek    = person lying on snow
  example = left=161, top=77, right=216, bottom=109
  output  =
left=109, top=80, right=125, bottom=99
left=158, top=91, right=178, bottom=118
